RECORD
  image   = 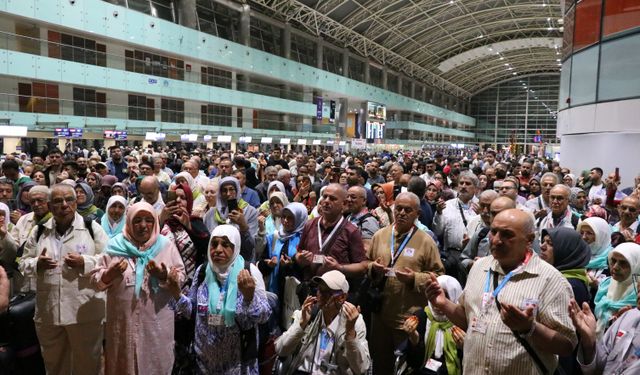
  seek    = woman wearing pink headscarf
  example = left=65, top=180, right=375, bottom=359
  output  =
left=92, top=202, right=185, bottom=375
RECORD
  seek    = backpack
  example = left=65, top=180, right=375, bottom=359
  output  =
left=16, top=217, right=95, bottom=259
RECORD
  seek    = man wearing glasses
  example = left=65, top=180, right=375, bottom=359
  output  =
left=570, top=244, right=640, bottom=374
left=368, top=192, right=444, bottom=374
left=275, top=270, right=370, bottom=375
left=19, top=184, right=108, bottom=375
left=612, top=196, right=640, bottom=243
left=537, top=184, right=581, bottom=235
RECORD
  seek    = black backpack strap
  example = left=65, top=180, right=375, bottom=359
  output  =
left=570, top=214, right=579, bottom=230
left=356, top=213, right=374, bottom=227
left=84, top=217, right=95, bottom=240
left=477, top=227, right=491, bottom=242
left=35, top=223, right=46, bottom=243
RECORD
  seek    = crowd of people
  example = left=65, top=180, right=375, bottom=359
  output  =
left=0, top=144, right=639, bottom=375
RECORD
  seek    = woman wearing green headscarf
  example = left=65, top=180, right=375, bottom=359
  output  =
left=75, top=182, right=104, bottom=222
left=402, top=275, right=464, bottom=375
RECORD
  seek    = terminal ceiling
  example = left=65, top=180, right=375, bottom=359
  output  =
left=246, top=0, right=564, bottom=99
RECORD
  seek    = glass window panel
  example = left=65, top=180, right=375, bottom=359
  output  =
left=603, top=0, right=640, bottom=36
left=569, top=46, right=599, bottom=106
left=573, top=0, right=602, bottom=52
left=599, top=34, right=640, bottom=100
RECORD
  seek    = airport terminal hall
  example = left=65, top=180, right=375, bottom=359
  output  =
left=1, top=1, right=640, bottom=375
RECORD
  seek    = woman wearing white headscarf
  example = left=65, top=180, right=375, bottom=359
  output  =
left=204, top=177, right=258, bottom=261
left=593, top=243, right=640, bottom=337
left=402, top=275, right=464, bottom=375
left=92, top=202, right=186, bottom=375
left=0, top=202, right=18, bottom=268
left=263, top=192, right=290, bottom=239
left=579, top=217, right=613, bottom=291
left=174, top=171, right=206, bottom=215
left=101, top=195, right=127, bottom=238
left=168, top=225, right=271, bottom=374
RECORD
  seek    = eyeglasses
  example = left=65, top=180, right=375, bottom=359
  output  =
left=497, top=186, right=515, bottom=191
left=549, top=195, right=567, bottom=201
left=51, top=196, right=76, bottom=205
left=619, top=205, right=638, bottom=213
left=395, top=206, right=415, bottom=214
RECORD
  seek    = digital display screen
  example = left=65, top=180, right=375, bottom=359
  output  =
left=104, top=130, right=128, bottom=140
left=54, top=128, right=83, bottom=138
left=180, top=134, right=198, bottom=142
left=365, top=121, right=385, bottom=140
left=367, top=102, right=386, bottom=121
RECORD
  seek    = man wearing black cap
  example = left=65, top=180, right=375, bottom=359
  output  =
left=275, top=270, right=370, bottom=375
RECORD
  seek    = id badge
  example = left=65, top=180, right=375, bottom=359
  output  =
left=208, top=314, right=224, bottom=326
left=313, top=254, right=325, bottom=264
left=197, top=304, right=208, bottom=317
left=125, top=275, right=136, bottom=287
left=470, top=316, right=488, bottom=334
left=521, top=298, right=540, bottom=317
left=425, top=358, right=443, bottom=372
left=481, top=292, right=494, bottom=313
left=385, top=268, right=396, bottom=277
left=404, top=248, right=415, bottom=257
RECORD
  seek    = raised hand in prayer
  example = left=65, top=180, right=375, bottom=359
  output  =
left=64, top=252, right=85, bottom=269
left=402, top=315, right=420, bottom=345
left=166, top=267, right=182, bottom=300
left=500, top=303, right=534, bottom=333
left=237, top=269, right=255, bottom=303
left=343, top=302, right=361, bottom=340
left=424, top=273, right=448, bottom=310
left=568, top=299, right=597, bottom=363
left=101, top=259, right=128, bottom=284
left=299, top=296, right=317, bottom=329
left=37, top=248, right=58, bottom=271
left=146, top=260, right=168, bottom=282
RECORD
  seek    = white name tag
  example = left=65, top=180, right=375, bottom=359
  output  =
left=208, top=314, right=224, bottom=326
left=404, top=248, right=415, bottom=257
left=313, top=254, right=325, bottom=264
left=425, top=358, right=443, bottom=372
left=385, top=269, right=396, bottom=277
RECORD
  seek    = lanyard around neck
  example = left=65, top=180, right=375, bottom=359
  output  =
left=484, top=251, right=533, bottom=298
left=317, top=216, right=344, bottom=254
left=390, top=226, right=415, bottom=267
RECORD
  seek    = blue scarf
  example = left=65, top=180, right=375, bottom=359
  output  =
left=205, top=254, right=245, bottom=327
left=594, top=277, right=637, bottom=327
left=106, top=234, right=168, bottom=297
left=266, top=233, right=301, bottom=293
left=587, top=246, right=613, bottom=270
left=101, top=214, right=125, bottom=239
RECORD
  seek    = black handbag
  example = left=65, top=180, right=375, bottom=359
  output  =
left=357, top=274, right=387, bottom=314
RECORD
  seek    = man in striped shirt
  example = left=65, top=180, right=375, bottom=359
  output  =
left=426, top=208, right=577, bottom=374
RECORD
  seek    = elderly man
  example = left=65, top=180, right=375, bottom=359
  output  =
left=19, top=184, right=108, bottom=375
left=611, top=196, right=640, bottom=241
left=295, top=184, right=367, bottom=287
left=433, top=171, right=479, bottom=276
left=461, top=195, right=515, bottom=271
left=367, top=191, right=445, bottom=375
left=537, top=184, right=580, bottom=234
left=275, top=270, right=370, bottom=375
left=277, top=169, right=294, bottom=201
left=426, top=209, right=577, bottom=375
left=526, top=172, right=558, bottom=219
left=8, top=186, right=52, bottom=292
left=255, top=166, right=278, bottom=203
left=138, top=176, right=165, bottom=216
left=182, top=159, right=210, bottom=191
left=345, top=185, right=380, bottom=253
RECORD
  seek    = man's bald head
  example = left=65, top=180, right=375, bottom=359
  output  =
left=490, top=208, right=536, bottom=270
left=490, top=196, right=517, bottom=223
left=139, top=176, right=160, bottom=204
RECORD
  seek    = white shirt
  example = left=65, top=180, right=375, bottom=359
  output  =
left=588, top=183, right=604, bottom=203
left=433, top=197, right=479, bottom=250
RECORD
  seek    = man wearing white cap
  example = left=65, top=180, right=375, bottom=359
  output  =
left=275, top=270, right=370, bottom=375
